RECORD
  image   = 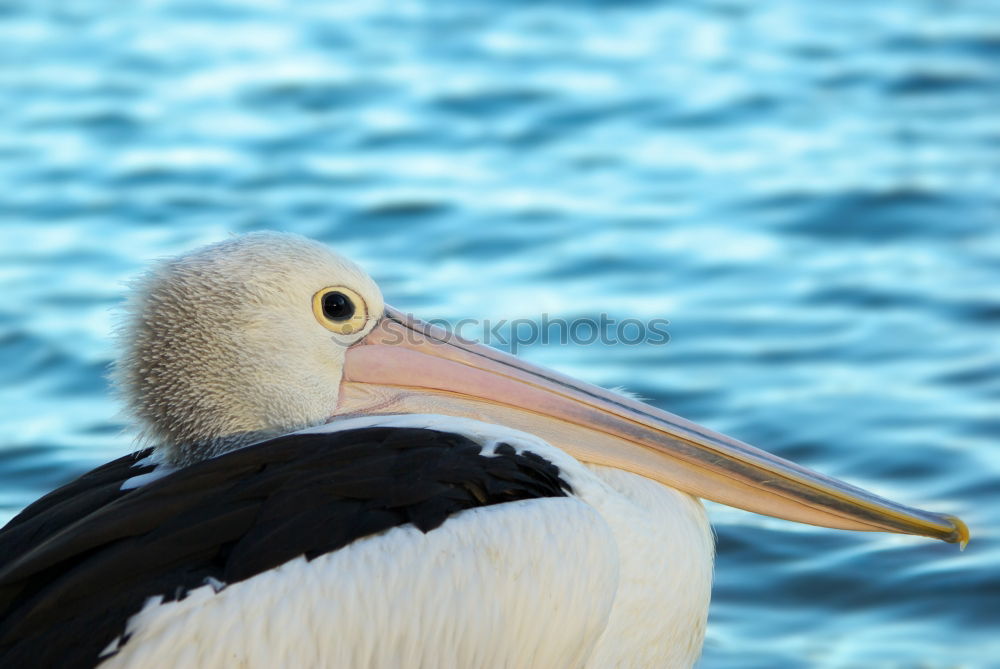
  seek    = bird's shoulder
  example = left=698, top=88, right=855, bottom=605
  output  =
left=0, top=426, right=575, bottom=668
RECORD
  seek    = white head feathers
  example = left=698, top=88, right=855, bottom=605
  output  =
left=112, top=232, right=384, bottom=465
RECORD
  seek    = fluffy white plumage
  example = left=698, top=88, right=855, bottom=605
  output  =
left=113, top=232, right=383, bottom=464
left=105, top=417, right=714, bottom=669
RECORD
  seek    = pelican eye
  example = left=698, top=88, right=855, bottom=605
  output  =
left=323, top=292, right=354, bottom=320
left=312, top=286, right=367, bottom=335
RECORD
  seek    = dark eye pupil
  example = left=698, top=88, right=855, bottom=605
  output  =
left=322, top=291, right=355, bottom=321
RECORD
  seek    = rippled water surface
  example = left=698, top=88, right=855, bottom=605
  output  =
left=2, top=1, right=999, bottom=666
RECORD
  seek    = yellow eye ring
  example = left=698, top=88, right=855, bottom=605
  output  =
left=312, top=286, right=368, bottom=335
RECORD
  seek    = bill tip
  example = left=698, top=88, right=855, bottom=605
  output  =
left=942, top=514, right=970, bottom=550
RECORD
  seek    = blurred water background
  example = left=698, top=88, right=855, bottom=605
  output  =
left=1, top=1, right=998, bottom=666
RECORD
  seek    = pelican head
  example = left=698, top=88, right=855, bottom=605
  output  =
left=114, top=231, right=968, bottom=545
left=114, top=232, right=384, bottom=462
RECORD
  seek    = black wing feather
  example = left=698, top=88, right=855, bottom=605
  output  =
left=0, top=427, right=570, bottom=668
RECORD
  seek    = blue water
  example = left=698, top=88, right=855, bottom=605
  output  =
left=1, top=1, right=998, bottom=666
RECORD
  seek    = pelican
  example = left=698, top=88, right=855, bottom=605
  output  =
left=0, top=232, right=967, bottom=668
